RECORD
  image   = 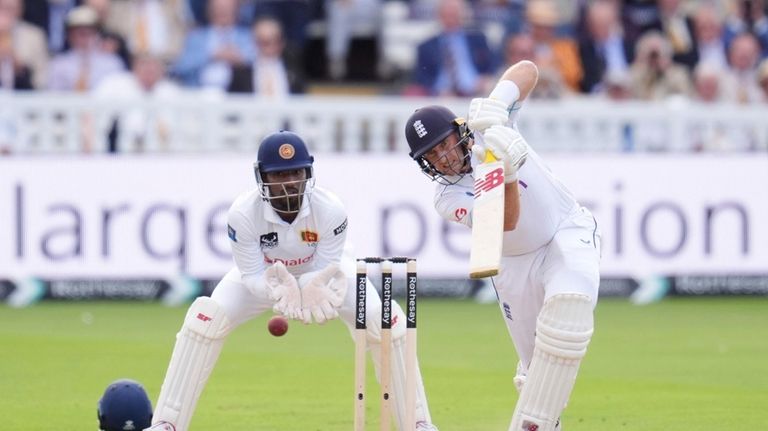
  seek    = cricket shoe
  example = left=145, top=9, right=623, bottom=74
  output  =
left=143, top=422, right=175, bottom=431
left=415, top=420, right=440, bottom=431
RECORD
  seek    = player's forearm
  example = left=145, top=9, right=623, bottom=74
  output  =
left=503, top=181, right=521, bottom=231
left=496, top=60, right=539, bottom=102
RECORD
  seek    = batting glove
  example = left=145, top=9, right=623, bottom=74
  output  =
left=482, top=125, right=528, bottom=183
left=298, top=264, right=347, bottom=324
left=263, top=262, right=303, bottom=320
left=468, top=97, right=509, bottom=133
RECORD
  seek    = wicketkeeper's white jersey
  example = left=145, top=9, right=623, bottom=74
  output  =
left=434, top=141, right=580, bottom=256
left=226, top=186, right=351, bottom=283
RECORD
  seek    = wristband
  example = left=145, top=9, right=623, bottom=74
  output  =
left=489, top=80, right=521, bottom=106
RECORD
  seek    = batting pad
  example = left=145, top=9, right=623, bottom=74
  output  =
left=153, top=297, right=232, bottom=431
left=508, top=293, right=593, bottom=431
left=369, top=336, right=432, bottom=431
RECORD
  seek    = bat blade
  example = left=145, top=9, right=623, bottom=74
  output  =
left=469, top=151, right=505, bottom=279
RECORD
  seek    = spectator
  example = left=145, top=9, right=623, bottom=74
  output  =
left=48, top=6, right=124, bottom=92
left=656, top=0, right=697, bottom=69
left=721, top=32, right=763, bottom=103
left=692, top=3, right=728, bottom=70
left=103, top=0, right=186, bottom=63
left=229, top=17, right=304, bottom=96
left=173, top=0, right=255, bottom=89
left=324, top=0, right=381, bottom=80
left=579, top=0, right=632, bottom=93
left=84, top=0, right=131, bottom=69
left=252, top=0, right=311, bottom=52
left=628, top=31, right=692, bottom=100
left=723, top=0, right=768, bottom=58
left=525, top=0, right=582, bottom=92
left=599, top=69, right=633, bottom=101
left=409, top=0, right=495, bottom=97
left=500, top=32, right=567, bottom=99
left=692, top=62, right=724, bottom=103
left=758, top=58, right=768, bottom=101
left=0, top=0, right=49, bottom=89
left=92, top=54, right=181, bottom=151
left=22, top=0, right=78, bottom=53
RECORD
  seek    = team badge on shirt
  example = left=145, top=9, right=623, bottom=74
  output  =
left=260, top=232, right=279, bottom=249
left=301, top=230, right=318, bottom=243
left=227, top=224, right=237, bottom=242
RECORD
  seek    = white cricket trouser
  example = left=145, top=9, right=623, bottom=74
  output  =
left=493, top=207, right=601, bottom=371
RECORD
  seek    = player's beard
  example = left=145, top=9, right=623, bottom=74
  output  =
left=268, top=181, right=306, bottom=214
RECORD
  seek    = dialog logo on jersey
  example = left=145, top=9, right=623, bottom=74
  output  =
left=264, top=254, right=313, bottom=266
left=474, top=167, right=504, bottom=197
left=301, top=230, right=318, bottom=243
left=260, top=232, right=279, bottom=249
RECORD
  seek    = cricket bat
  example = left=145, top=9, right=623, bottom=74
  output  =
left=469, top=148, right=505, bottom=278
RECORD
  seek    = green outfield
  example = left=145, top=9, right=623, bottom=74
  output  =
left=1, top=297, right=767, bottom=430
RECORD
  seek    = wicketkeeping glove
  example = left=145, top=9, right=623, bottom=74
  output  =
left=263, top=262, right=302, bottom=320
left=298, top=264, right=348, bottom=325
left=478, top=125, right=528, bottom=183
left=468, top=97, right=509, bottom=133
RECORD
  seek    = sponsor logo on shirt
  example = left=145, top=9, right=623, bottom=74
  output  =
left=301, top=230, right=318, bottom=243
left=264, top=254, right=313, bottom=266
left=227, top=224, right=237, bottom=242
left=454, top=208, right=468, bottom=221
left=260, top=232, right=279, bottom=249
left=333, top=218, right=348, bottom=236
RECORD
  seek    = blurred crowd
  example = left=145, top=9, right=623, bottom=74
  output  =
left=0, top=0, right=767, bottom=104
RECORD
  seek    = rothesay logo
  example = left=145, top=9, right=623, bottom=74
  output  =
left=413, top=120, right=428, bottom=138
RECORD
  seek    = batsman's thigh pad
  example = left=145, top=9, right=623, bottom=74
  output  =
left=365, top=298, right=407, bottom=344
left=508, top=293, right=593, bottom=431
left=153, top=297, right=233, bottom=431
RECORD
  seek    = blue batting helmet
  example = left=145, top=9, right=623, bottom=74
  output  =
left=405, top=106, right=472, bottom=184
left=405, top=105, right=469, bottom=159
left=97, top=379, right=153, bottom=431
left=255, top=130, right=314, bottom=175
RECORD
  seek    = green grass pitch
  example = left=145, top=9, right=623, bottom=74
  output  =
left=1, top=297, right=767, bottom=430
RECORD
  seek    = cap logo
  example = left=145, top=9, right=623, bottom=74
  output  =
left=413, top=120, right=428, bottom=138
left=278, top=143, right=295, bottom=159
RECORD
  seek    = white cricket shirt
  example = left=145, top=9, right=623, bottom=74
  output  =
left=226, top=186, right=350, bottom=285
left=434, top=139, right=580, bottom=256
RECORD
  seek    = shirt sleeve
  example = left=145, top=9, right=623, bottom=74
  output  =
left=434, top=184, right=474, bottom=228
left=227, top=206, right=266, bottom=281
left=312, top=200, right=349, bottom=269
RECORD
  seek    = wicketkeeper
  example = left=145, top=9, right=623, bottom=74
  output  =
left=145, top=131, right=439, bottom=431
left=404, top=60, right=601, bottom=431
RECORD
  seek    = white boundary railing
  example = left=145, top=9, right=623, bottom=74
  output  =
left=1, top=91, right=767, bottom=154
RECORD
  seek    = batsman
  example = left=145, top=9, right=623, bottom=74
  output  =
left=145, top=131, right=439, bottom=431
left=404, top=60, right=601, bottom=431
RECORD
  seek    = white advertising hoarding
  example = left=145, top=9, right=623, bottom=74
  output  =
left=1, top=155, right=766, bottom=279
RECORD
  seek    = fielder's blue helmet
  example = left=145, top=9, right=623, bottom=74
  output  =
left=256, top=130, right=314, bottom=175
left=97, top=379, right=153, bottom=431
